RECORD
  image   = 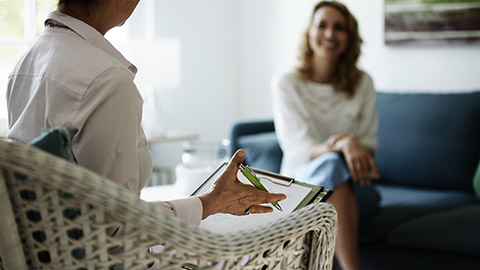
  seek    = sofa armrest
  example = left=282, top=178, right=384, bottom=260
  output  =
left=229, top=120, right=283, bottom=173
left=229, top=120, right=275, bottom=154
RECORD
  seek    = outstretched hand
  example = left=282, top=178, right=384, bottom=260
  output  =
left=198, top=149, right=286, bottom=219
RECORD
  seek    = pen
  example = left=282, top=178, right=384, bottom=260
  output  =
left=239, top=163, right=283, bottom=211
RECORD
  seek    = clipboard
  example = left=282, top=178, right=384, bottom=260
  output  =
left=191, top=162, right=332, bottom=234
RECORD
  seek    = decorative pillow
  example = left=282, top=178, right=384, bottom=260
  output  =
left=474, top=160, right=480, bottom=199
left=29, top=127, right=75, bottom=162
left=24, top=127, right=80, bottom=263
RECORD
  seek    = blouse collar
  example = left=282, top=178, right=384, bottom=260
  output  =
left=45, top=11, right=138, bottom=78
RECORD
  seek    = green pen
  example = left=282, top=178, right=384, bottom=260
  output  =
left=239, top=164, right=283, bottom=211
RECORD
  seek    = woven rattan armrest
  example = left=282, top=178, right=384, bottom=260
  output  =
left=0, top=139, right=337, bottom=270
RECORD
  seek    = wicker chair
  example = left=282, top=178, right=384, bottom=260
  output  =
left=0, top=139, right=337, bottom=270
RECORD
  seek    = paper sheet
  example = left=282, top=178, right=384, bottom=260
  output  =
left=195, top=165, right=312, bottom=234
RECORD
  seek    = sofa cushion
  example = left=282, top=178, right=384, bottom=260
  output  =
left=237, top=131, right=282, bottom=173
left=386, top=205, right=480, bottom=256
left=360, top=244, right=480, bottom=270
left=375, top=92, right=480, bottom=191
left=360, top=183, right=478, bottom=244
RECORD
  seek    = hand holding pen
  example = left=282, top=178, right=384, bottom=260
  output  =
left=239, top=163, right=283, bottom=211
left=198, top=149, right=286, bottom=219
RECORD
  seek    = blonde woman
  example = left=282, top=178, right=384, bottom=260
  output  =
left=272, top=1, right=380, bottom=269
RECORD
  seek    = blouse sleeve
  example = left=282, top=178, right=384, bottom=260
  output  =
left=74, top=67, right=203, bottom=225
left=271, top=73, right=318, bottom=174
left=154, top=197, right=203, bottom=226
left=73, top=67, right=147, bottom=194
left=355, top=73, right=378, bottom=152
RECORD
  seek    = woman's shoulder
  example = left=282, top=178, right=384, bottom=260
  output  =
left=278, top=70, right=302, bottom=82
left=356, top=70, right=375, bottom=94
left=272, top=70, right=303, bottom=90
left=359, top=70, right=374, bottom=86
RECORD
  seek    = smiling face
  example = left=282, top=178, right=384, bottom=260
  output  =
left=308, top=6, right=348, bottom=61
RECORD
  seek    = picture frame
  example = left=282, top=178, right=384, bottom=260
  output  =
left=384, top=0, right=480, bottom=45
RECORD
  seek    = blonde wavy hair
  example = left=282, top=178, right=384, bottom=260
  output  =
left=297, top=1, right=362, bottom=97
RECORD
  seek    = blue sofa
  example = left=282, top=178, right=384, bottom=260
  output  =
left=229, top=91, right=480, bottom=270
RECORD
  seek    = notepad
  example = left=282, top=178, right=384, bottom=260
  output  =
left=191, top=163, right=332, bottom=234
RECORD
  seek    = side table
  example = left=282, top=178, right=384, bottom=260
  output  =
left=146, top=131, right=198, bottom=186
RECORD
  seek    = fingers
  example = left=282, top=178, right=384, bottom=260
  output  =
left=221, top=149, right=245, bottom=182
left=369, top=157, right=380, bottom=179
left=349, top=157, right=376, bottom=186
left=359, top=158, right=370, bottom=185
left=244, top=191, right=286, bottom=215
left=240, top=200, right=286, bottom=216
left=243, top=184, right=286, bottom=205
left=231, top=186, right=286, bottom=216
left=245, top=205, right=274, bottom=215
left=347, top=159, right=359, bottom=182
left=355, top=161, right=369, bottom=186
left=228, top=149, right=245, bottom=167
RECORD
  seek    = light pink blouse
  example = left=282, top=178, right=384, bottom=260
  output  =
left=7, top=11, right=202, bottom=225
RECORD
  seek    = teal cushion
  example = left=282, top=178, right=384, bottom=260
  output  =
left=474, top=160, right=480, bottom=198
left=29, top=127, right=75, bottom=162
left=25, top=127, right=77, bottom=263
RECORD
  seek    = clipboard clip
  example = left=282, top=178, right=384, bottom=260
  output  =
left=259, top=176, right=294, bottom=187
left=247, top=166, right=295, bottom=187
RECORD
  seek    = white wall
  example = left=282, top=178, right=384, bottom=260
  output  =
left=123, top=0, right=243, bottom=171
left=152, top=0, right=242, bottom=142
left=123, top=0, right=242, bottom=142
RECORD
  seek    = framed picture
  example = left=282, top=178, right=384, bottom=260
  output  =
left=385, top=0, right=480, bottom=45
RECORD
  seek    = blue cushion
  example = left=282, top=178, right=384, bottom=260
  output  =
left=375, top=92, right=480, bottom=191
left=29, top=127, right=75, bottom=162
left=25, top=127, right=77, bottom=263
left=360, top=183, right=478, bottom=243
left=237, top=131, right=282, bottom=173
left=360, top=244, right=480, bottom=270
left=386, top=205, right=480, bottom=256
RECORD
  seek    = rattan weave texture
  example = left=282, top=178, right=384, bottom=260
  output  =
left=0, top=139, right=337, bottom=269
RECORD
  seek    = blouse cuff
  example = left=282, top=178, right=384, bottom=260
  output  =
left=167, top=197, right=203, bottom=226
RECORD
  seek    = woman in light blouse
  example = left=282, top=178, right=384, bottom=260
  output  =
left=7, top=0, right=285, bottom=226
left=271, top=1, right=380, bottom=269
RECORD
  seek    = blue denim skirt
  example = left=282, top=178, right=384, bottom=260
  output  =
left=293, top=152, right=381, bottom=219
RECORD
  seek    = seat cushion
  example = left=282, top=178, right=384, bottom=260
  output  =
left=360, top=183, right=478, bottom=244
left=386, top=205, right=480, bottom=256
left=375, top=92, right=480, bottom=191
left=237, top=131, right=282, bottom=173
left=360, top=243, right=480, bottom=270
